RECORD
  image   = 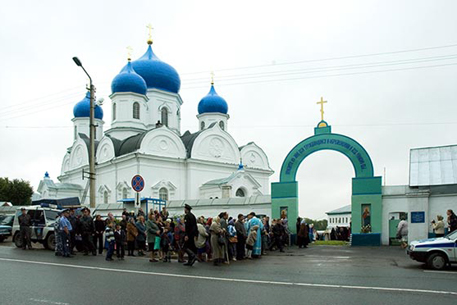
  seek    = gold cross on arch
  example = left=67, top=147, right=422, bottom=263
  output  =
left=317, top=97, right=327, bottom=121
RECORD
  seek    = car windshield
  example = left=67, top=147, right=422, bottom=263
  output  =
left=446, top=230, right=457, bottom=240
left=0, top=216, right=13, bottom=225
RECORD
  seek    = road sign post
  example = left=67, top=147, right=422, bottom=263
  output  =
left=131, top=175, right=145, bottom=212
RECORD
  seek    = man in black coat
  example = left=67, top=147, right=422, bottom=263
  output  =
left=79, top=208, right=96, bottom=255
left=235, top=214, right=247, bottom=260
left=183, top=204, right=198, bottom=266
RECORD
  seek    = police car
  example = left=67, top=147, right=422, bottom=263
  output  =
left=12, top=206, right=60, bottom=251
left=407, top=230, right=457, bottom=270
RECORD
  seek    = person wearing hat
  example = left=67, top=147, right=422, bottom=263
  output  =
left=183, top=204, right=199, bottom=266
left=18, top=208, right=32, bottom=250
left=245, top=212, right=264, bottom=258
left=59, top=209, right=73, bottom=257
left=80, top=208, right=96, bottom=256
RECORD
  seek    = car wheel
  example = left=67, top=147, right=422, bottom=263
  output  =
left=13, top=233, right=22, bottom=248
left=427, top=252, right=447, bottom=270
left=45, top=233, right=56, bottom=251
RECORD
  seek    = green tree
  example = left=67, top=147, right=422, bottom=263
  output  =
left=0, top=177, right=34, bottom=205
left=304, top=218, right=328, bottom=230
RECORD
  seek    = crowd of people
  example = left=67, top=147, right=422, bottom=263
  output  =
left=53, top=204, right=300, bottom=266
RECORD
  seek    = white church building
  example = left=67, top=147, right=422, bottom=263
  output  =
left=37, top=38, right=273, bottom=212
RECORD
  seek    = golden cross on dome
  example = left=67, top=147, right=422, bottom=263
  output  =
left=146, top=23, right=154, bottom=44
left=210, top=71, right=215, bottom=85
left=317, top=97, right=327, bottom=121
left=126, top=46, right=133, bottom=61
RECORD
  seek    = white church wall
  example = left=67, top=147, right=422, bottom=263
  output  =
left=139, top=127, right=187, bottom=159
left=197, top=113, right=229, bottom=132
left=186, top=160, right=240, bottom=200
left=61, top=153, right=71, bottom=175
left=241, top=143, right=271, bottom=171
left=146, top=89, right=183, bottom=133
left=191, top=125, right=240, bottom=164
left=96, top=136, right=116, bottom=164
left=68, top=138, right=89, bottom=171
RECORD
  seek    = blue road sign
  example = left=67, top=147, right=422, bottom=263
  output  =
left=131, top=175, right=145, bottom=193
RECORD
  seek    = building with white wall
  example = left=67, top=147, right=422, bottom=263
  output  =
left=37, top=38, right=273, bottom=211
left=326, top=205, right=352, bottom=228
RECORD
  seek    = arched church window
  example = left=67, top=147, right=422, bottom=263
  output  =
left=104, top=191, right=108, bottom=204
left=122, top=188, right=128, bottom=199
left=133, top=102, right=140, bottom=119
left=236, top=188, right=245, bottom=197
left=219, top=121, right=225, bottom=130
left=161, top=108, right=169, bottom=127
left=113, top=103, right=116, bottom=121
left=201, top=121, right=205, bottom=130
left=159, top=187, right=168, bottom=201
left=74, top=126, right=77, bottom=140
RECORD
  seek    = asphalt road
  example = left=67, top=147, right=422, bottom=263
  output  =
left=0, top=240, right=456, bottom=305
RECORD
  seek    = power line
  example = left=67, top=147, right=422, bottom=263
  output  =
left=180, top=42, right=457, bottom=76
left=182, top=61, right=457, bottom=89
left=182, top=53, right=457, bottom=83
left=5, top=121, right=457, bottom=130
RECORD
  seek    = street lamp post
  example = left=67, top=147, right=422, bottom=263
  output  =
left=72, top=57, right=96, bottom=209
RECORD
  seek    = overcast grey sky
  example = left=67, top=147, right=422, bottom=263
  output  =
left=1, top=0, right=456, bottom=219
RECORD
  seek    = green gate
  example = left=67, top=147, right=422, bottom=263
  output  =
left=271, top=120, right=382, bottom=244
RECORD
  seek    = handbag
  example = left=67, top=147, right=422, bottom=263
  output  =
left=229, top=236, right=238, bottom=243
left=217, top=234, right=225, bottom=246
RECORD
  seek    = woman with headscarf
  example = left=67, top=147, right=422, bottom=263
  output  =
left=210, top=216, right=224, bottom=266
left=135, top=216, right=147, bottom=256
left=174, top=218, right=186, bottom=263
left=432, top=215, right=445, bottom=238
left=126, top=217, right=138, bottom=256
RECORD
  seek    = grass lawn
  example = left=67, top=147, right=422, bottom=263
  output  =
left=312, top=240, right=349, bottom=246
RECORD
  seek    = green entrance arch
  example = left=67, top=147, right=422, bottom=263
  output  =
left=271, top=121, right=382, bottom=245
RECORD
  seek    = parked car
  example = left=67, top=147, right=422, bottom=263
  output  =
left=12, top=206, right=60, bottom=251
left=0, top=215, right=14, bottom=242
left=407, top=230, right=457, bottom=270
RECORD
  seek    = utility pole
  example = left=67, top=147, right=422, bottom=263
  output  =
left=73, top=57, right=96, bottom=209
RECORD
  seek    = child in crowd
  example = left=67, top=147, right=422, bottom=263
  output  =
left=161, top=222, right=172, bottom=263
left=246, top=225, right=259, bottom=259
left=105, top=221, right=115, bottom=261
left=114, top=224, right=126, bottom=260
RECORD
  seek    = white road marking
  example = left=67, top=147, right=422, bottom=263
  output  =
left=424, top=270, right=457, bottom=274
left=29, top=298, right=69, bottom=305
left=1, top=257, right=456, bottom=296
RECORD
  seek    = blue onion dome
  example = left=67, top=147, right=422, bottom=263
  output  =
left=111, top=60, right=147, bottom=95
left=73, top=91, right=104, bottom=120
left=198, top=84, right=228, bottom=114
left=130, top=43, right=181, bottom=93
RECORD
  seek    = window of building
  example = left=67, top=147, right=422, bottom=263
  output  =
left=122, top=188, right=128, bottom=199
left=104, top=191, right=108, bottom=204
left=74, top=126, right=77, bottom=140
left=219, top=121, right=225, bottom=130
left=338, top=217, right=341, bottom=223
left=113, top=103, right=116, bottom=121
left=159, top=187, right=168, bottom=201
left=161, top=108, right=168, bottom=127
left=236, top=188, right=245, bottom=197
left=201, top=121, right=205, bottom=130
left=133, top=102, right=140, bottom=119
